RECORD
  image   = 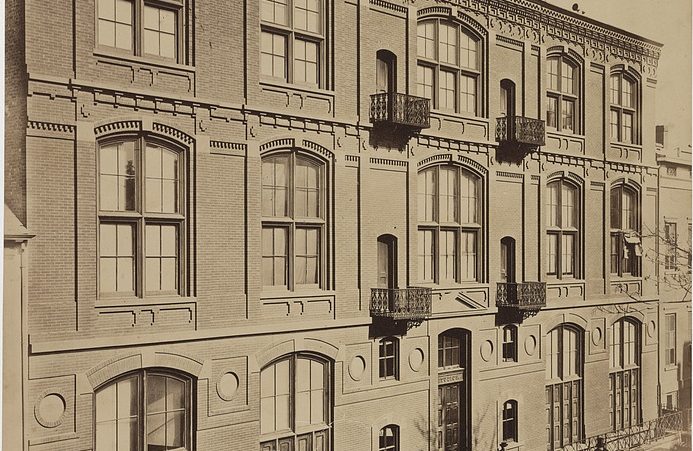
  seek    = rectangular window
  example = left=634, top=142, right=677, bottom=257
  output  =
left=622, top=112, right=633, bottom=144
left=439, top=70, right=456, bottom=112
left=439, top=230, right=457, bottom=283
left=295, top=228, right=319, bottom=286
left=418, top=230, right=435, bottom=283
left=460, top=231, right=476, bottom=281
left=610, top=110, right=619, bottom=141
left=97, top=0, right=134, bottom=51
left=293, top=39, right=319, bottom=85
left=143, top=5, right=177, bottom=59
left=665, top=222, right=678, bottom=270
left=145, top=224, right=178, bottom=293
left=295, top=158, right=320, bottom=218
left=460, top=75, right=476, bottom=115
left=100, top=142, right=137, bottom=212
left=100, top=223, right=135, bottom=294
left=261, top=32, right=287, bottom=80
left=438, top=167, right=458, bottom=223
left=262, top=227, right=288, bottom=287
left=145, top=145, right=179, bottom=214
left=261, top=0, right=289, bottom=25
left=416, top=65, right=434, bottom=100
left=547, top=234, right=558, bottom=276
left=561, top=99, right=574, bottom=132
left=262, top=155, right=289, bottom=217
left=293, top=0, right=320, bottom=33
left=665, top=313, right=676, bottom=366
left=561, top=234, right=574, bottom=276
left=417, top=21, right=436, bottom=59
left=546, top=96, right=558, bottom=129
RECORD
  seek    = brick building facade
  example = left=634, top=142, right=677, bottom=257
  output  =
left=3, top=0, right=689, bottom=450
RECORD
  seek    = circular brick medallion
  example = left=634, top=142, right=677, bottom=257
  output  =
left=480, top=340, right=494, bottom=362
left=592, top=326, right=603, bottom=346
left=648, top=320, right=656, bottom=338
left=35, top=393, right=66, bottom=428
left=217, top=372, right=240, bottom=401
left=348, top=356, right=366, bottom=381
left=524, top=335, right=537, bottom=356
left=409, top=348, right=425, bottom=372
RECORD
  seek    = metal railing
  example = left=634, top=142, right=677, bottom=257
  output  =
left=370, top=92, right=431, bottom=128
left=496, top=116, right=546, bottom=146
left=370, top=287, right=432, bottom=320
left=560, top=409, right=691, bottom=451
left=496, top=282, right=547, bottom=310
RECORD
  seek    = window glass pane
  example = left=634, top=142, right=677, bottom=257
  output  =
left=417, top=21, right=435, bottom=59
left=622, top=113, right=633, bottom=144
left=562, top=234, right=574, bottom=275
left=460, top=231, right=476, bottom=281
left=610, top=109, right=620, bottom=140
left=561, top=61, right=574, bottom=94
left=418, top=168, right=436, bottom=222
left=548, top=58, right=559, bottom=91
left=439, top=70, right=456, bottom=112
left=561, top=99, right=574, bottom=132
left=294, top=40, right=319, bottom=85
left=439, top=23, right=457, bottom=65
left=460, top=75, right=476, bottom=115
left=460, top=31, right=477, bottom=70
left=416, top=64, right=434, bottom=100
left=418, top=229, right=434, bottom=282
left=439, top=230, right=456, bottom=282
left=261, top=32, right=286, bottom=79
left=622, top=79, right=633, bottom=108
left=439, top=167, right=457, bottom=223
left=546, top=96, right=558, bottom=129
left=261, top=0, right=288, bottom=25
left=547, top=233, right=558, bottom=275
left=296, top=158, right=320, bottom=218
left=460, top=171, right=477, bottom=224
left=610, top=75, right=620, bottom=104
left=547, top=182, right=559, bottom=227
left=561, top=184, right=576, bottom=229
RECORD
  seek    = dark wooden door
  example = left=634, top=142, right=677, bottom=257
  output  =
left=438, top=384, right=462, bottom=451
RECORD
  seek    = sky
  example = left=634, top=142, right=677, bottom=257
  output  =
left=549, top=0, right=693, bottom=150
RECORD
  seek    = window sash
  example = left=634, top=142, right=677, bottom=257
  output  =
left=546, top=56, right=578, bottom=133
left=379, top=339, right=398, bottom=379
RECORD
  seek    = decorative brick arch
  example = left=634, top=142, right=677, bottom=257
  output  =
left=543, top=313, right=588, bottom=334
left=259, top=138, right=334, bottom=163
left=607, top=312, right=645, bottom=328
left=94, top=118, right=195, bottom=148
left=255, top=337, right=339, bottom=370
left=85, top=351, right=203, bottom=390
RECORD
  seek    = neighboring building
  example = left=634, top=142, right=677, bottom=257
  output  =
left=655, top=128, right=692, bottom=415
left=4, top=0, right=681, bottom=450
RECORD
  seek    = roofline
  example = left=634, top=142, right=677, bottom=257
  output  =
left=525, top=0, right=664, bottom=48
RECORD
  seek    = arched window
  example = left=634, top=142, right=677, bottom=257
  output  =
left=546, top=54, right=580, bottom=133
left=610, top=184, right=640, bottom=277
left=417, top=165, right=482, bottom=284
left=262, top=151, right=327, bottom=290
left=94, top=369, right=193, bottom=451
left=502, top=400, right=518, bottom=442
left=502, top=325, right=518, bottom=363
left=545, top=324, right=583, bottom=450
left=546, top=179, right=579, bottom=278
left=260, top=354, right=331, bottom=450
left=609, top=318, right=641, bottom=431
left=610, top=72, right=638, bottom=144
left=379, top=424, right=399, bottom=451
left=416, top=18, right=482, bottom=115
left=379, top=337, right=399, bottom=380
left=98, top=138, right=185, bottom=297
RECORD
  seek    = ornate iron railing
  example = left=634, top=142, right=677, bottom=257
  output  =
left=496, top=116, right=546, bottom=147
left=370, top=287, right=432, bottom=320
left=370, top=92, right=431, bottom=129
left=496, top=282, right=546, bottom=310
left=560, top=409, right=690, bottom=451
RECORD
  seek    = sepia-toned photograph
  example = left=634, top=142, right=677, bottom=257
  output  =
left=3, top=0, right=692, bottom=450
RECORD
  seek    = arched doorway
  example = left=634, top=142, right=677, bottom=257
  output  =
left=376, top=50, right=397, bottom=95
left=377, top=234, right=397, bottom=290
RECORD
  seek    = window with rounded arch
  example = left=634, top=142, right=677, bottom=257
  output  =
left=610, top=71, right=638, bottom=144
left=546, top=53, right=581, bottom=134
left=261, top=150, right=328, bottom=291
left=97, top=137, right=186, bottom=298
left=417, top=164, right=482, bottom=285
left=546, top=178, right=580, bottom=278
left=260, top=353, right=332, bottom=451
left=545, top=324, right=583, bottom=450
left=379, top=424, right=399, bottom=451
left=416, top=17, right=483, bottom=116
left=610, top=183, right=640, bottom=277
left=94, top=369, right=193, bottom=451
left=609, top=318, right=641, bottom=431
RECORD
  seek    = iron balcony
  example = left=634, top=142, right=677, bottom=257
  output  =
left=496, top=281, right=547, bottom=311
left=495, top=115, right=546, bottom=148
left=370, top=92, right=431, bottom=129
left=370, top=287, right=433, bottom=321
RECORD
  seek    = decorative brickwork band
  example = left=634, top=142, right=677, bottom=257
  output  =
left=94, top=120, right=141, bottom=138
